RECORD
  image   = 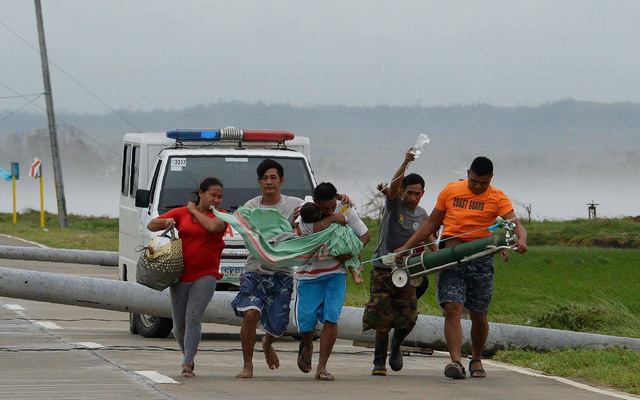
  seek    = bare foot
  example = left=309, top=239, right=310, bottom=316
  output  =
left=235, top=365, right=253, bottom=378
left=262, top=336, right=280, bottom=370
left=297, top=341, right=312, bottom=373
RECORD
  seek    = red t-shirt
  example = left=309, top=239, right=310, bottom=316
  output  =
left=158, top=207, right=227, bottom=282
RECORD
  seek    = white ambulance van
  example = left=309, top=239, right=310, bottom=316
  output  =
left=119, top=127, right=316, bottom=337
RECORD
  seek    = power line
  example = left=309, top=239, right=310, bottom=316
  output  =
left=0, top=80, right=120, bottom=157
left=0, top=94, right=42, bottom=123
left=0, top=93, right=43, bottom=99
left=0, top=18, right=142, bottom=133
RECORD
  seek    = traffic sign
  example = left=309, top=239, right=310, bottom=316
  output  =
left=0, top=168, right=11, bottom=182
left=29, top=158, right=42, bottom=178
left=11, top=162, right=19, bottom=180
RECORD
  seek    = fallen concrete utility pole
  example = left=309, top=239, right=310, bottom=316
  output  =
left=1, top=266, right=639, bottom=355
left=0, top=246, right=118, bottom=266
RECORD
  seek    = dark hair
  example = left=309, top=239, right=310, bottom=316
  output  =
left=313, top=182, right=338, bottom=202
left=191, top=177, right=223, bottom=205
left=257, top=159, right=284, bottom=179
left=300, top=202, right=322, bottom=223
left=469, top=156, right=493, bottom=176
left=402, top=173, right=425, bottom=190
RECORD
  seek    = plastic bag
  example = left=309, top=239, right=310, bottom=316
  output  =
left=149, top=235, right=171, bottom=254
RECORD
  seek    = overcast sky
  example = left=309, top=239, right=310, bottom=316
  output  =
left=2, top=0, right=640, bottom=115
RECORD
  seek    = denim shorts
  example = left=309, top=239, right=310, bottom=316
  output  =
left=231, top=272, right=293, bottom=337
left=436, top=255, right=494, bottom=314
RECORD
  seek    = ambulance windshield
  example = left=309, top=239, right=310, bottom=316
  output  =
left=157, top=155, right=314, bottom=213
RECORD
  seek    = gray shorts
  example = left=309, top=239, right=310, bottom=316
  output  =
left=437, top=255, right=494, bottom=314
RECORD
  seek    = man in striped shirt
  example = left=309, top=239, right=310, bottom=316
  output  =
left=294, top=182, right=370, bottom=381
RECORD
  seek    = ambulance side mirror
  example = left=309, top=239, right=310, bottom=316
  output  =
left=135, top=189, right=150, bottom=208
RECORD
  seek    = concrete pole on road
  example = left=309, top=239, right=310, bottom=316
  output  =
left=34, top=0, right=69, bottom=228
left=2, top=266, right=640, bottom=355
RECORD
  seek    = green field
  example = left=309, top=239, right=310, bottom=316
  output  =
left=0, top=209, right=118, bottom=250
left=2, top=211, right=640, bottom=393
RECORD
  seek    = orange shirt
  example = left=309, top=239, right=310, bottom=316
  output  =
left=435, top=180, right=513, bottom=241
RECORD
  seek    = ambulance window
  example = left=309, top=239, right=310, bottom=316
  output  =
left=121, top=144, right=131, bottom=195
left=128, top=145, right=139, bottom=197
left=148, top=160, right=162, bottom=205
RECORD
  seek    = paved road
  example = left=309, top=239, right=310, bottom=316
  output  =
left=0, top=235, right=637, bottom=400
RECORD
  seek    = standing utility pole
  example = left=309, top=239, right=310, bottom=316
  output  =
left=34, top=0, right=68, bottom=228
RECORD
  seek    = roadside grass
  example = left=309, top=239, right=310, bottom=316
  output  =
left=493, top=347, right=640, bottom=395
left=490, top=246, right=640, bottom=337
left=0, top=210, right=118, bottom=250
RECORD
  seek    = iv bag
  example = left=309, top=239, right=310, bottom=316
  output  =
left=410, top=133, right=430, bottom=158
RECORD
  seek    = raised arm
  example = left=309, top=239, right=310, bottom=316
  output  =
left=387, top=149, right=416, bottom=200
left=187, top=202, right=227, bottom=234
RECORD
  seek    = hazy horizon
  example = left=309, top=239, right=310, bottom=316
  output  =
left=1, top=100, right=637, bottom=222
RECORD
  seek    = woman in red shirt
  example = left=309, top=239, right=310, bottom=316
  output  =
left=147, top=177, right=227, bottom=378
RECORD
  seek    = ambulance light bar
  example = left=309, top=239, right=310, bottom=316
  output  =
left=166, top=127, right=294, bottom=142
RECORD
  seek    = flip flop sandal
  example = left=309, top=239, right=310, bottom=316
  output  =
left=444, top=360, right=466, bottom=379
left=181, top=368, right=195, bottom=378
left=315, top=371, right=335, bottom=381
left=182, top=363, right=195, bottom=378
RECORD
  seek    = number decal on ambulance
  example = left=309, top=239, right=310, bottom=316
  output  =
left=171, top=158, right=187, bottom=171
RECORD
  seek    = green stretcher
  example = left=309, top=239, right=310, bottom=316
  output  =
left=391, top=234, right=518, bottom=288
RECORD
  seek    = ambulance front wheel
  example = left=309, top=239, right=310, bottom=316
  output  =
left=131, top=313, right=173, bottom=338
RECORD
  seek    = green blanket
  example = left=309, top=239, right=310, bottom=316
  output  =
left=213, top=207, right=363, bottom=270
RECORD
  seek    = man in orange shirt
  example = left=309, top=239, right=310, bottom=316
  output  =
left=395, top=156, right=527, bottom=379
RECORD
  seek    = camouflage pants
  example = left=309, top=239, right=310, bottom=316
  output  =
left=362, top=267, right=418, bottom=333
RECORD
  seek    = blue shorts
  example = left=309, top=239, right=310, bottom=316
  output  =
left=437, top=255, right=494, bottom=314
left=231, top=272, right=293, bottom=337
left=294, top=273, right=347, bottom=333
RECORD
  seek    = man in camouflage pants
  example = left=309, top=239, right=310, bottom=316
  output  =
left=362, top=149, right=437, bottom=376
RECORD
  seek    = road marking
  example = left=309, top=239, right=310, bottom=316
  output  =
left=0, top=234, right=48, bottom=248
left=76, top=342, right=104, bottom=349
left=135, top=371, right=179, bottom=384
left=31, top=320, right=63, bottom=330
left=4, top=304, right=25, bottom=311
left=487, top=360, right=638, bottom=400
